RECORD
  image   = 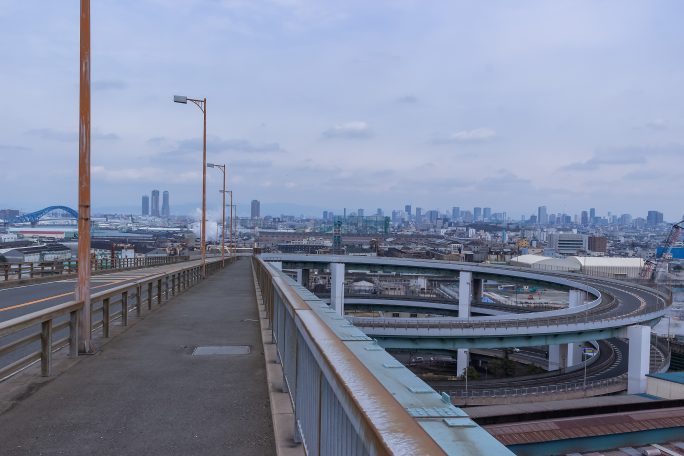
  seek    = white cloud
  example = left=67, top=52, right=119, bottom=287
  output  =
left=433, top=128, right=497, bottom=144
left=92, top=165, right=199, bottom=183
left=322, top=121, right=372, bottom=140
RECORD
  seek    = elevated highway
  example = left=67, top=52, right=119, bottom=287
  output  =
left=261, top=254, right=670, bottom=394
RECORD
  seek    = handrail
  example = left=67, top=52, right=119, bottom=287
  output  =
left=0, top=256, right=191, bottom=283
left=253, top=256, right=514, bottom=456
left=0, top=257, right=230, bottom=380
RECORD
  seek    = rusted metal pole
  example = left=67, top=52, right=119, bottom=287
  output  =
left=77, top=0, right=93, bottom=353
left=229, top=191, right=233, bottom=257
left=201, top=98, right=207, bottom=278
left=221, top=165, right=226, bottom=267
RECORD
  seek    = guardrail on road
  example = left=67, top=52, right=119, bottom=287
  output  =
left=0, top=257, right=230, bottom=380
left=0, top=256, right=191, bottom=283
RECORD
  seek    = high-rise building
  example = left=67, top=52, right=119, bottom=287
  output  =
left=451, top=207, right=460, bottom=220
left=358, top=209, right=364, bottom=217
left=151, top=190, right=160, bottom=217
left=473, top=207, right=482, bottom=222
left=581, top=211, right=589, bottom=226
left=251, top=199, right=261, bottom=219
left=323, top=210, right=328, bottom=220
left=537, top=206, right=548, bottom=225
left=142, top=195, right=150, bottom=216
left=647, top=210, right=663, bottom=226
left=415, top=207, right=422, bottom=223
left=548, top=233, right=588, bottom=254
left=483, top=207, right=492, bottom=221
left=376, top=208, right=383, bottom=216
left=161, top=191, right=170, bottom=217
left=589, top=208, right=596, bottom=224
left=404, top=205, right=412, bottom=219
left=588, top=236, right=608, bottom=253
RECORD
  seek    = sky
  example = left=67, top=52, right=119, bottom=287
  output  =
left=0, top=0, right=683, bottom=220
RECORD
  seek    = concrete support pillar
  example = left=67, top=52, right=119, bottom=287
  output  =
left=301, top=269, right=310, bottom=288
left=473, top=278, right=483, bottom=303
left=458, top=271, right=472, bottom=318
left=330, top=263, right=345, bottom=316
left=457, top=349, right=469, bottom=377
left=295, top=269, right=303, bottom=285
left=268, top=261, right=282, bottom=271
left=567, top=290, right=585, bottom=366
left=569, top=289, right=585, bottom=308
left=548, top=344, right=569, bottom=371
left=627, top=325, right=650, bottom=394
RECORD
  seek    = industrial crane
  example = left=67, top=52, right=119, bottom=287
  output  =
left=640, top=219, right=684, bottom=280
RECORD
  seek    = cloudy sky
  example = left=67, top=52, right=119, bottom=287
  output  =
left=1, top=1, right=683, bottom=220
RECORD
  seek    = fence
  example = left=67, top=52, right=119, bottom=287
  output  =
left=1, top=256, right=190, bottom=282
left=0, top=257, right=228, bottom=380
left=252, top=256, right=507, bottom=456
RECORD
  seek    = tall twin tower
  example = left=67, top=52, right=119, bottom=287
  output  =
left=142, top=190, right=170, bottom=217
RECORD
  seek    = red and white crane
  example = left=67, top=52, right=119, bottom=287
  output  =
left=640, top=219, right=684, bottom=280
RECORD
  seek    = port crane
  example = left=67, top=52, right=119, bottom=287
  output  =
left=640, top=219, right=684, bottom=280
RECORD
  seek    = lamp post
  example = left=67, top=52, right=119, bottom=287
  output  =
left=207, top=163, right=226, bottom=267
left=226, top=191, right=234, bottom=257
left=173, top=95, right=207, bottom=277
left=77, top=0, right=94, bottom=353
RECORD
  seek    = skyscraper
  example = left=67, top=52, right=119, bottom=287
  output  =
left=483, top=207, right=492, bottom=221
left=415, top=207, right=422, bottom=223
left=161, top=191, right=170, bottom=217
left=537, top=206, right=548, bottom=225
left=647, top=210, right=663, bottom=226
left=151, top=190, right=160, bottom=217
left=473, top=207, right=482, bottom=222
left=404, top=205, right=412, bottom=219
left=581, top=211, right=589, bottom=226
left=589, top=208, right=596, bottom=224
left=251, top=199, right=261, bottom=219
left=358, top=209, right=364, bottom=217
left=451, top=207, right=460, bottom=220
left=142, top=195, right=149, bottom=216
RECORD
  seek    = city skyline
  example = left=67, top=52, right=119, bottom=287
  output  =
left=1, top=2, right=684, bottom=219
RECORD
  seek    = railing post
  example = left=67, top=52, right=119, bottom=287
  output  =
left=171, top=275, right=176, bottom=297
left=17, top=263, right=22, bottom=280
left=122, top=291, right=129, bottom=326
left=102, top=298, right=110, bottom=337
left=69, top=309, right=79, bottom=357
left=136, top=285, right=142, bottom=317
left=30, top=263, right=34, bottom=278
left=158, top=279, right=163, bottom=304
left=147, top=282, right=153, bottom=310
left=41, top=319, right=53, bottom=376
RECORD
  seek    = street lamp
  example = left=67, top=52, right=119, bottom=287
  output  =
left=207, top=163, right=226, bottom=267
left=174, top=94, right=207, bottom=277
left=226, top=191, right=234, bottom=257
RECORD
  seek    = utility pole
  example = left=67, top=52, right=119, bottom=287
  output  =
left=77, top=0, right=93, bottom=353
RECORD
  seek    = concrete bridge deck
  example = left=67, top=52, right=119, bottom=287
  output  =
left=0, top=259, right=275, bottom=456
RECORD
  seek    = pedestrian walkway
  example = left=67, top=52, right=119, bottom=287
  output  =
left=0, top=258, right=275, bottom=456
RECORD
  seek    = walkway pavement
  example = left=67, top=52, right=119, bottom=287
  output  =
left=0, top=258, right=275, bottom=455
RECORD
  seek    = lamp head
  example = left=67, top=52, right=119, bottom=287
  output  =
left=173, top=95, right=188, bottom=104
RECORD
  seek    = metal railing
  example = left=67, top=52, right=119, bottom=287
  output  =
left=0, top=256, right=190, bottom=282
left=0, top=257, right=229, bottom=380
left=253, top=256, right=513, bottom=456
left=448, top=374, right=628, bottom=399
